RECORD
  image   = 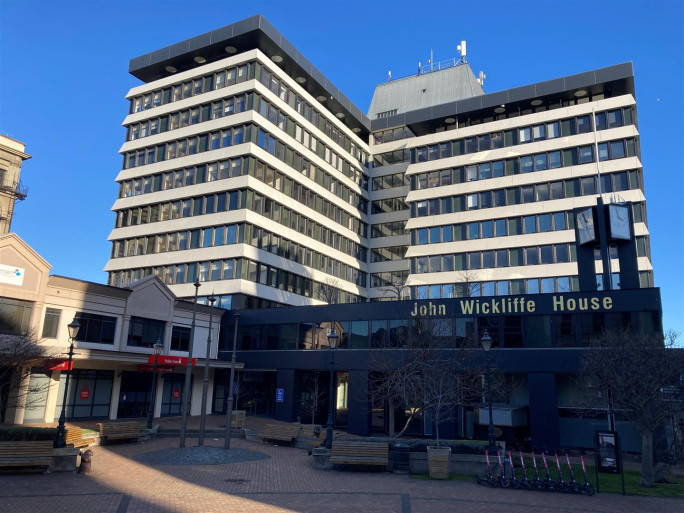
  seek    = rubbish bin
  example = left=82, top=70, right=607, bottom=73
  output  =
left=393, top=442, right=410, bottom=474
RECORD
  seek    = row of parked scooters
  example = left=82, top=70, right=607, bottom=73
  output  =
left=476, top=449, right=595, bottom=495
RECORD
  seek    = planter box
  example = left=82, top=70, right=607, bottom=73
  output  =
left=409, top=452, right=488, bottom=476
left=427, top=446, right=451, bottom=479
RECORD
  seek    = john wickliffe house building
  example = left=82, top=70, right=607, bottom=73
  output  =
left=1, top=15, right=662, bottom=452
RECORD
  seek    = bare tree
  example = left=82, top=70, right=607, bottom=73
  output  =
left=0, top=330, right=54, bottom=422
left=300, top=372, right=326, bottom=425
left=317, top=277, right=340, bottom=305
left=454, top=270, right=480, bottom=297
left=379, top=277, right=409, bottom=301
left=370, top=317, right=482, bottom=439
left=581, top=328, right=684, bottom=487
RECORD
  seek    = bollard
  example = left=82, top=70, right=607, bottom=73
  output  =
left=78, top=449, right=93, bottom=474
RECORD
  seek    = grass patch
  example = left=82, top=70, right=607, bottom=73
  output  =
left=413, top=464, right=684, bottom=499
left=582, top=465, right=684, bottom=499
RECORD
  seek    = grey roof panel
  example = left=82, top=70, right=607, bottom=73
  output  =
left=564, top=70, right=597, bottom=90
left=368, top=63, right=484, bottom=119
left=534, top=77, right=565, bottom=97
left=508, top=84, right=537, bottom=103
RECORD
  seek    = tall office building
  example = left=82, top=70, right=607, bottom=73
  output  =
left=0, top=134, right=30, bottom=235
left=105, top=15, right=652, bottom=309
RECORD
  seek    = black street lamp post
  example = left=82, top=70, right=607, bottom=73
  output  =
left=180, top=278, right=201, bottom=448
left=324, top=328, right=338, bottom=449
left=198, top=295, right=216, bottom=446
left=225, top=312, right=240, bottom=450
left=146, top=339, right=164, bottom=430
left=480, top=329, right=496, bottom=454
left=55, top=319, right=80, bottom=448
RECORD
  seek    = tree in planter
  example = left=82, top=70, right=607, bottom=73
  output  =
left=0, top=330, right=54, bottom=423
left=581, top=328, right=684, bottom=487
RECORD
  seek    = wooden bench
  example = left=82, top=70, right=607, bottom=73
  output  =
left=96, top=421, right=144, bottom=444
left=261, top=423, right=302, bottom=446
left=0, top=441, right=53, bottom=472
left=66, top=427, right=93, bottom=448
left=231, top=410, right=246, bottom=429
left=329, top=441, right=389, bottom=469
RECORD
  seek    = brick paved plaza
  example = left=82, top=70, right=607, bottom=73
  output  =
left=0, top=416, right=682, bottom=513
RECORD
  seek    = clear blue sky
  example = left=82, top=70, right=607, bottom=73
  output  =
left=1, top=0, right=682, bottom=335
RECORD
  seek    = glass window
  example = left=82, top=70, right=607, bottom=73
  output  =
left=519, top=127, right=532, bottom=143
left=494, top=219, right=506, bottom=236
left=524, top=215, right=536, bottom=233
left=74, top=312, right=116, bottom=344
left=538, top=214, right=551, bottom=232
left=466, top=165, right=478, bottom=181
left=581, top=176, right=596, bottom=195
left=468, top=222, right=479, bottom=239
left=532, top=124, right=545, bottom=140
left=576, top=115, right=592, bottom=134
left=479, top=162, right=491, bottom=179
left=607, top=109, right=623, bottom=128
left=541, top=278, right=555, bottom=293
left=467, top=194, right=478, bottom=209
left=525, top=247, right=539, bottom=265
left=481, top=220, right=493, bottom=238
left=41, top=308, right=61, bottom=338
left=521, top=156, right=533, bottom=173
left=170, top=326, right=190, bottom=351
left=496, top=249, right=508, bottom=267
left=579, top=146, right=593, bottom=164
left=595, top=112, right=607, bottom=130
left=526, top=279, right=539, bottom=293
left=493, top=160, right=504, bottom=177
left=468, top=252, right=481, bottom=269
left=534, top=153, right=547, bottom=171
left=540, top=245, right=554, bottom=264
left=610, top=140, right=625, bottom=159
left=555, top=244, right=569, bottom=263
left=417, top=228, right=427, bottom=245
left=598, top=143, right=609, bottom=161
left=547, top=121, right=560, bottom=139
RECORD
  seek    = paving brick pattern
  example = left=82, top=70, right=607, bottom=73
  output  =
left=1, top=416, right=682, bottom=512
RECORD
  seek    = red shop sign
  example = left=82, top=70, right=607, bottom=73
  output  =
left=80, top=385, right=90, bottom=400
left=147, top=355, right=196, bottom=366
left=46, top=359, right=73, bottom=371
left=172, top=389, right=180, bottom=400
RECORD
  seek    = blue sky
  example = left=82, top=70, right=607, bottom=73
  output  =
left=1, top=0, right=682, bottom=334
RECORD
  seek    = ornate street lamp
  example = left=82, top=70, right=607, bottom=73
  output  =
left=179, top=277, right=201, bottom=448
left=146, top=339, right=164, bottom=430
left=324, top=327, right=339, bottom=449
left=198, top=294, right=216, bottom=446
left=480, top=329, right=496, bottom=453
left=225, top=311, right=240, bottom=450
left=54, top=319, right=80, bottom=448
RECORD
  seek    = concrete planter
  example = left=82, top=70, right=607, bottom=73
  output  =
left=50, top=447, right=81, bottom=473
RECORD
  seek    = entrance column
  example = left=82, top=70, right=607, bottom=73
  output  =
left=109, top=368, right=123, bottom=420
left=275, top=369, right=296, bottom=422
left=347, top=369, right=371, bottom=436
left=528, top=372, right=560, bottom=449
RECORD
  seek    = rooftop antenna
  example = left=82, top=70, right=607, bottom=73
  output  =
left=457, top=40, right=467, bottom=63
left=477, top=71, right=486, bottom=87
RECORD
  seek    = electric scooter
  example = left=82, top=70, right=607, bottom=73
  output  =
left=580, top=455, right=595, bottom=496
left=476, top=449, right=496, bottom=487
left=554, top=452, right=570, bottom=493
left=519, top=450, right=533, bottom=490
left=530, top=451, right=545, bottom=491
left=507, top=451, right=521, bottom=489
left=496, top=450, right=510, bottom=488
left=541, top=451, right=557, bottom=491
left=565, top=453, right=582, bottom=494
